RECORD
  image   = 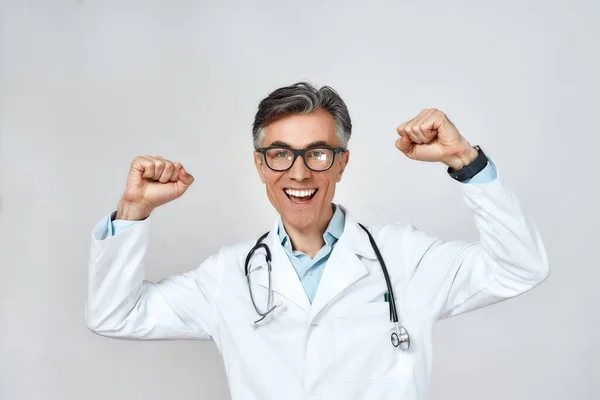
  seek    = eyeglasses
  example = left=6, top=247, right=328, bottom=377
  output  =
left=257, top=146, right=346, bottom=172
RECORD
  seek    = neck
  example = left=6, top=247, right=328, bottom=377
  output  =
left=283, top=204, right=334, bottom=259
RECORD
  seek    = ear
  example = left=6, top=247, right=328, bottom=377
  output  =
left=336, top=150, right=350, bottom=182
left=254, top=151, right=267, bottom=183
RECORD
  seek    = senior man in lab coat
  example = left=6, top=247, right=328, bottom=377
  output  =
left=86, top=82, right=549, bottom=400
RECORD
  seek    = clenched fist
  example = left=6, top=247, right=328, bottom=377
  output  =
left=116, top=156, right=194, bottom=220
left=395, top=108, right=478, bottom=171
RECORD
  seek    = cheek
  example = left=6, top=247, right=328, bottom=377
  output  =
left=264, top=174, right=283, bottom=194
left=319, top=174, right=338, bottom=194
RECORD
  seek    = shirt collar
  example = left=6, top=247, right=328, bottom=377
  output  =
left=278, top=204, right=345, bottom=251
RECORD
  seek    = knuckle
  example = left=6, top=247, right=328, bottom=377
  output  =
left=132, top=156, right=145, bottom=166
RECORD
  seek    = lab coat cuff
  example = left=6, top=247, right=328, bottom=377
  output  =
left=91, top=211, right=149, bottom=241
left=458, top=165, right=505, bottom=200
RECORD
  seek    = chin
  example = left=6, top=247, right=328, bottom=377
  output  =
left=283, top=211, right=318, bottom=231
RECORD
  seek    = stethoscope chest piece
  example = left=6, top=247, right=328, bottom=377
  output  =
left=391, top=325, right=410, bottom=350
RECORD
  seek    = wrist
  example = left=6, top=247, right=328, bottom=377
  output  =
left=444, top=144, right=479, bottom=171
left=116, top=199, right=153, bottom=221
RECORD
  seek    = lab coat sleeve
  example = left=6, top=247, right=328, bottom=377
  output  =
left=404, top=161, right=550, bottom=320
left=85, top=213, right=221, bottom=340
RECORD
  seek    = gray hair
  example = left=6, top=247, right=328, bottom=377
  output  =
left=252, top=82, right=352, bottom=150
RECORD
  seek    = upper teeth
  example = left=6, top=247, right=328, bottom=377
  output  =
left=285, top=189, right=317, bottom=197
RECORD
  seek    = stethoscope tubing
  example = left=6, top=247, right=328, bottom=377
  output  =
left=244, top=224, right=410, bottom=350
left=357, top=223, right=399, bottom=325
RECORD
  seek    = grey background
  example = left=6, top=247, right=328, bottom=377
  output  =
left=1, top=0, right=598, bottom=399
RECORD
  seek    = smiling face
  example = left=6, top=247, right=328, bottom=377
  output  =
left=254, top=108, right=350, bottom=233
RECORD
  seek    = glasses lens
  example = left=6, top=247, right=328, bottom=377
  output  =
left=305, top=148, right=334, bottom=171
left=265, top=148, right=294, bottom=171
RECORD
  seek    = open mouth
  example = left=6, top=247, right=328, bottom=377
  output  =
left=284, top=188, right=318, bottom=204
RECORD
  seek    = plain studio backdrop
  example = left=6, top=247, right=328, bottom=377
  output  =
left=1, top=0, right=598, bottom=399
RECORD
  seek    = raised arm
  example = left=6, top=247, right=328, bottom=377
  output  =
left=402, top=174, right=549, bottom=320
left=85, top=156, right=220, bottom=340
left=394, top=109, right=549, bottom=320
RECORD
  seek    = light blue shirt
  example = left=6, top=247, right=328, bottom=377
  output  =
left=277, top=204, right=345, bottom=303
left=99, top=161, right=498, bottom=302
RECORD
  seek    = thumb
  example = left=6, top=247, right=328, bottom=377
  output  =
left=175, top=168, right=194, bottom=190
left=395, top=135, right=414, bottom=156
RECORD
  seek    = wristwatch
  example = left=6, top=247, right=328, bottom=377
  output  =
left=447, top=145, right=488, bottom=182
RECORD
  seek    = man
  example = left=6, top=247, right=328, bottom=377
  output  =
left=86, top=82, right=549, bottom=400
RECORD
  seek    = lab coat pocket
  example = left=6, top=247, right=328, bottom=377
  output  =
left=332, top=303, right=412, bottom=383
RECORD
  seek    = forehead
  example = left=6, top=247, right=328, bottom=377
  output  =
left=262, top=109, right=339, bottom=148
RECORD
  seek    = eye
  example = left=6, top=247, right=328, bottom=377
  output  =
left=307, top=149, right=328, bottom=160
left=275, top=151, right=289, bottom=158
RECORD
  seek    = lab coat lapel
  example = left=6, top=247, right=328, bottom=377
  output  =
left=308, top=208, right=377, bottom=322
left=257, top=220, right=311, bottom=313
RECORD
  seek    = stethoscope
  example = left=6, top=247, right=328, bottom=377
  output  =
left=244, top=223, right=411, bottom=351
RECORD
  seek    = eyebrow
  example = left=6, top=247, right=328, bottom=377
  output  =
left=267, top=140, right=332, bottom=149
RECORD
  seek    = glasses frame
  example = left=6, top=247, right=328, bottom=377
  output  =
left=257, top=146, right=346, bottom=172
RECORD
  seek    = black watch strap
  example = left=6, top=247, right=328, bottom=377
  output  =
left=447, top=145, right=488, bottom=182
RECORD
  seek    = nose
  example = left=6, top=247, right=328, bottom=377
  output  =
left=287, top=154, right=311, bottom=181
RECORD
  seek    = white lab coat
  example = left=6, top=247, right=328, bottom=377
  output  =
left=86, top=174, right=549, bottom=400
